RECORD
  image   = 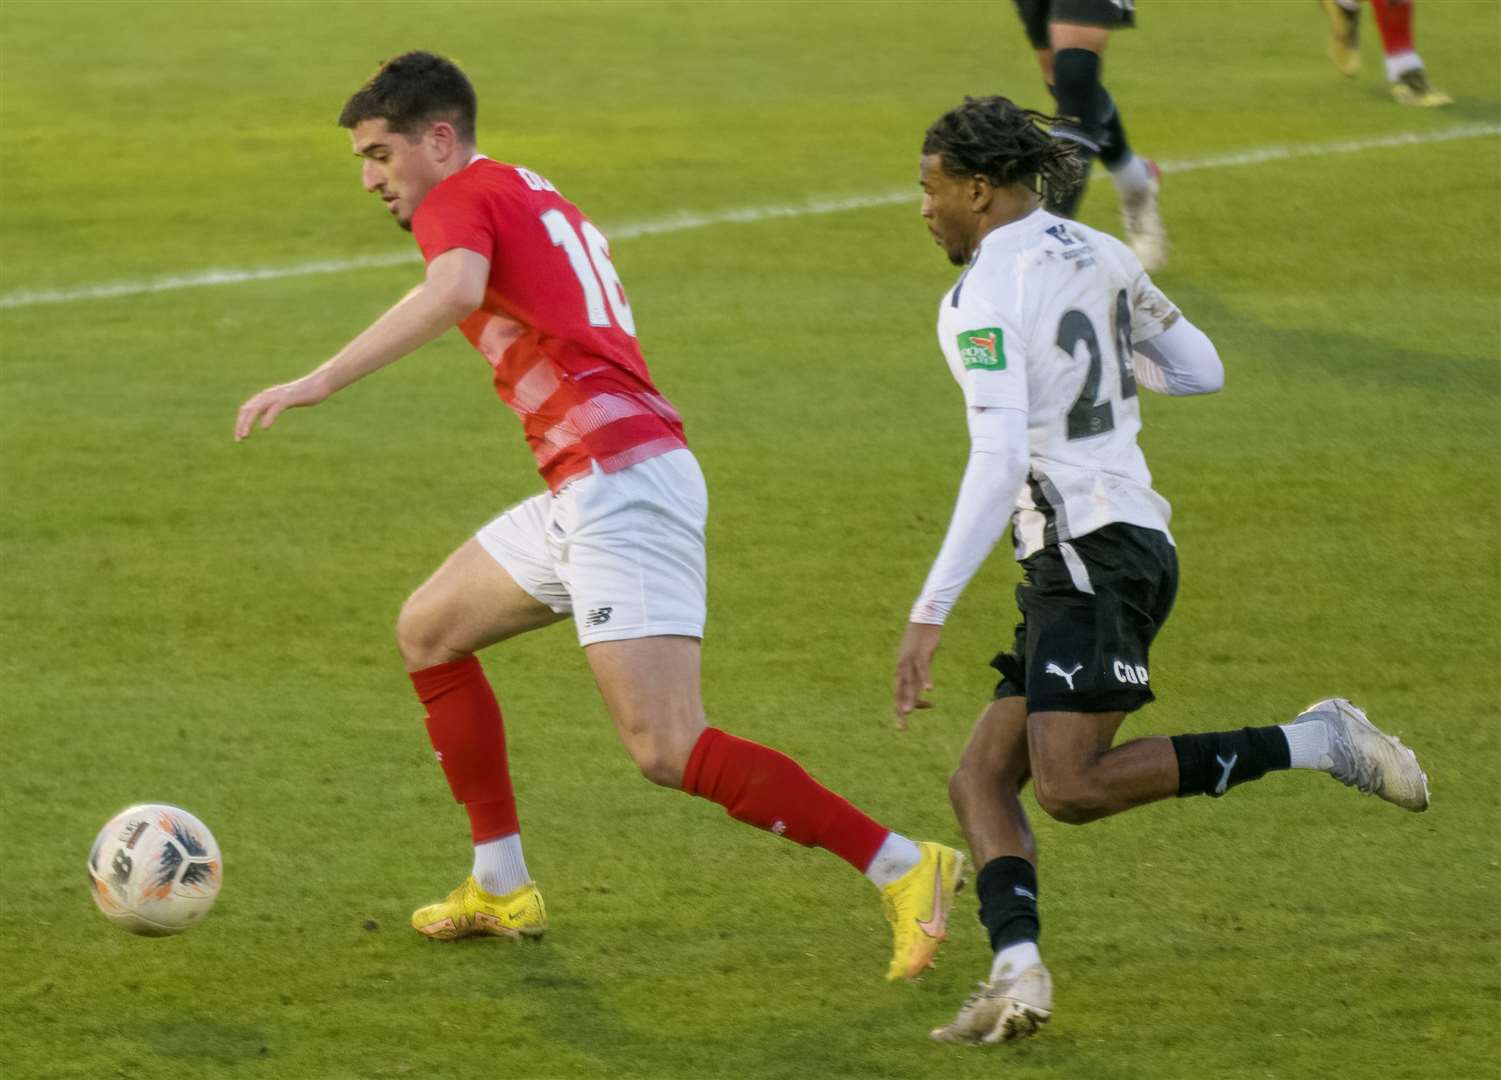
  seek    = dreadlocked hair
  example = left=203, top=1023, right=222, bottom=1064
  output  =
left=922, top=96, right=1085, bottom=203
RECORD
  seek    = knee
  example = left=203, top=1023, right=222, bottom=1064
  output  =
left=947, top=761, right=993, bottom=814
left=626, top=734, right=689, bottom=789
left=1032, top=770, right=1103, bottom=825
left=617, top=717, right=696, bottom=790
left=632, top=747, right=685, bottom=789
left=396, top=594, right=458, bottom=670
left=948, top=752, right=1026, bottom=814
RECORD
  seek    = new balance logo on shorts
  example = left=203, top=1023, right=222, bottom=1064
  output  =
left=585, top=607, right=613, bottom=627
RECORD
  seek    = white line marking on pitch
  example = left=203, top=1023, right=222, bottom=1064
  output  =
left=2, top=123, right=1496, bottom=311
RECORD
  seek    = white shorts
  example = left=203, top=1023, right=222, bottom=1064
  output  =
left=475, top=448, right=708, bottom=646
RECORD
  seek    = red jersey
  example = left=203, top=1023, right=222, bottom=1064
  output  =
left=411, top=157, right=687, bottom=492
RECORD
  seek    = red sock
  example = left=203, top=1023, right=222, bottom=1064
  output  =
left=410, top=656, right=519, bottom=844
left=682, top=727, right=889, bottom=872
left=1368, top=0, right=1414, bottom=56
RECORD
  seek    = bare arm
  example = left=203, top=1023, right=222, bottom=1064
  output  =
left=234, top=248, right=490, bottom=441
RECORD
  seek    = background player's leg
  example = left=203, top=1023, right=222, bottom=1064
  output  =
left=1031, top=47, right=1055, bottom=86
left=399, top=539, right=564, bottom=931
left=1369, top=0, right=1451, bottom=105
left=1320, top=0, right=1363, bottom=77
left=1047, top=22, right=1166, bottom=268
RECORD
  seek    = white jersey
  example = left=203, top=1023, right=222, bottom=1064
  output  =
left=936, top=209, right=1180, bottom=560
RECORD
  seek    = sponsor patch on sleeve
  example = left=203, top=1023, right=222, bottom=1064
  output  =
left=957, top=328, right=1006, bottom=371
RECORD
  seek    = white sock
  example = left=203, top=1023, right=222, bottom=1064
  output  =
left=990, top=940, right=1042, bottom=982
left=1335, top=0, right=1359, bottom=12
left=864, top=832, right=921, bottom=889
left=1385, top=50, right=1423, bottom=83
left=1108, top=154, right=1154, bottom=199
left=472, top=833, right=530, bottom=896
left=1280, top=721, right=1332, bottom=770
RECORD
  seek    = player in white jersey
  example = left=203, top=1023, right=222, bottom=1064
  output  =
left=892, top=97, right=1431, bottom=1046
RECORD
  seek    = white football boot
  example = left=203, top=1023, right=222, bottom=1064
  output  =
left=930, top=962, right=1052, bottom=1045
left=1288, top=698, right=1429, bottom=810
left=1119, top=158, right=1167, bottom=273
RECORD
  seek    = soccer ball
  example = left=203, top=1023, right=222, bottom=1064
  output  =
left=87, top=803, right=222, bottom=936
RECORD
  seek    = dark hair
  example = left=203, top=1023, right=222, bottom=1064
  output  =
left=922, top=96, right=1084, bottom=200
left=338, top=51, right=477, bottom=144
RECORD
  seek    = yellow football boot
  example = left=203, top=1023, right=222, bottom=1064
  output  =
left=1390, top=69, right=1453, bottom=107
left=411, top=876, right=547, bottom=942
left=881, top=842, right=965, bottom=981
left=1319, top=0, right=1361, bottom=77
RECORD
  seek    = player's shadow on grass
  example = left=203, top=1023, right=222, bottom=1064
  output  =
left=141, top=1019, right=270, bottom=1065
left=1164, top=284, right=1496, bottom=397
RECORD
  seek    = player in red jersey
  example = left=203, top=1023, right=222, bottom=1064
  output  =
left=1319, top=0, right=1452, bottom=105
left=234, top=51, right=963, bottom=979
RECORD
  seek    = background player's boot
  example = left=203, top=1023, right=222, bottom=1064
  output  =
left=930, top=963, right=1053, bottom=1044
left=1319, top=0, right=1362, bottom=77
left=1120, top=158, right=1167, bottom=273
left=411, top=875, right=548, bottom=941
left=1390, top=69, right=1452, bottom=106
left=881, top=842, right=965, bottom=980
left=1289, top=698, right=1430, bottom=810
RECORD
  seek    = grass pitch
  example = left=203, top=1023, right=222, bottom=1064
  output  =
left=2, top=3, right=1498, bottom=1079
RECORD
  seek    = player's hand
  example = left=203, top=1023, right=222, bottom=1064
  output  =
left=893, top=621, right=943, bottom=729
left=234, top=376, right=327, bottom=442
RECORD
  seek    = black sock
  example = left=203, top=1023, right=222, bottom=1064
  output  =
left=976, top=856, right=1039, bottom=952
left=1047, top=48, right=1116, bottom=216
left=1170, top=727, right=1292, bottom=798
left=1097, top=103, right=1132, bottom=169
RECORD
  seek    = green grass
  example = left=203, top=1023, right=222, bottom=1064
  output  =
left=3, top=2, right=1499, bottom=1078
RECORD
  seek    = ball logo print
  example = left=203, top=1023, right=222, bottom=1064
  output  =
left=87, top=804, right=222, bottom=937
left=957, top=328, right=1006, bottom=371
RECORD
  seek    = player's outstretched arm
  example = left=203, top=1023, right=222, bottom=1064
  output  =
left=234, top=248, right=490, bottom=441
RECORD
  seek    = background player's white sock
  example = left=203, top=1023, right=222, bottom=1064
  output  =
left=1385, top=50, right=1424, bottom=82
left=1280, top=720, right=1333, bottom=770
left=1335, top=0, right=1359, bottom=12
left=473, top=833, right=531, bottom=895
left=990, top=940, right=1042, bottom=982
left=863, top=832, right=921, bottom=888
left=1108, top=154, right=1154, bottom=199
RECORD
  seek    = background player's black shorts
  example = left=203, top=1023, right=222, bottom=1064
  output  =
left=1013, top=0, right=1137, bottom=51
left=992, top=523, right=1176, bottom=714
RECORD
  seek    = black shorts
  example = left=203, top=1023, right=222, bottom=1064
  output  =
left=992, top=523, right=1176, bottom=714
left=1013, top=0, right=1137, bottom=51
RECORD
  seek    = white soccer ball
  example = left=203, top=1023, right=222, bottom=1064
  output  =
left=87, top=803, right=222, bottom=936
